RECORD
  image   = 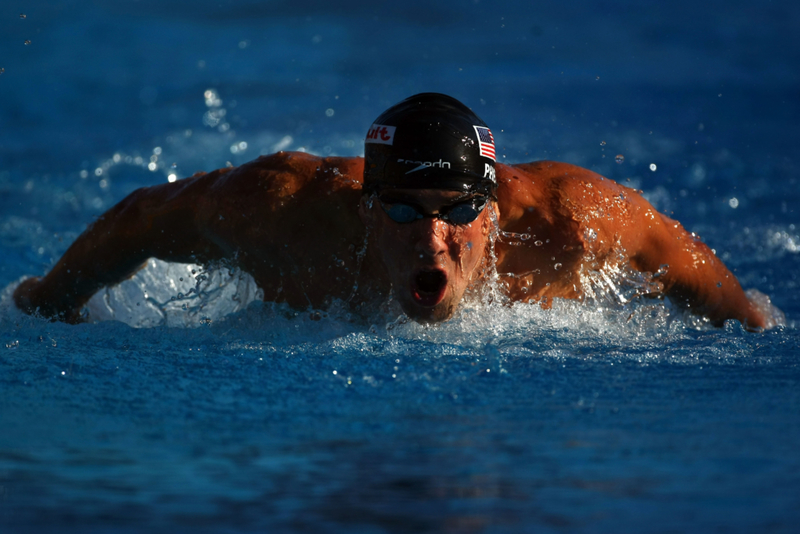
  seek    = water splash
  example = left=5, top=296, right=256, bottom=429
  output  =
left=84, top=259, right=262, bottom=327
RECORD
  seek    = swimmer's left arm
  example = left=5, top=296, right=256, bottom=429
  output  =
left=501, top=161, right=768, bottom=329
left=603, top=185, right=768, bottom=329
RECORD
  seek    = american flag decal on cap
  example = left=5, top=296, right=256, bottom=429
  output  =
left=473, top=126, right=495, bottom=161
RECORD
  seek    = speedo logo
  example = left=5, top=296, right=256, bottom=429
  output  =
left=398, top=159, right=452, bottom=174
left=365, top=123, right=396, bottom=145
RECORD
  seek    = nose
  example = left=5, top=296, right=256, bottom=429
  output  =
left=414, top=218, right=449, bottom=259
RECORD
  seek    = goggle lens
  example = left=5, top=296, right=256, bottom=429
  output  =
left=383, top=203, right=423, bottom=224
left=380, top=197, right=487, bottom=225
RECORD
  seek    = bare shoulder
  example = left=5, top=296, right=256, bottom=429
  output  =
left=189, top=152, right=363, bottom=229
left=201, top=152, right=364, bottom=205
left=493, top=160, right=661, bottom=299
left=499, top=160, right=640, bottom=209
left=497, top=160, right=653, bottom=244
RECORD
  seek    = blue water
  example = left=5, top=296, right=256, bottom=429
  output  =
left=1, top=1, right=799, bottom=532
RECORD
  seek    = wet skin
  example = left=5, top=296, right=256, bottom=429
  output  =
left=359, top=189, right=495, bottom=323
left=13, top=151, right=771, bottom=328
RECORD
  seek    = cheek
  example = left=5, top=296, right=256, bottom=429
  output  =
left=376, top=225, right=412, bottom=267
left=451, top=228, right=485, bottom=269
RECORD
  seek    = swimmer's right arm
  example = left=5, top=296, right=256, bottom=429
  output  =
left=13, top=171, right=226, bottom=322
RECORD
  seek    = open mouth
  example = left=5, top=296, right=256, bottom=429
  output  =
left=411, top=268, right=448, bottom=307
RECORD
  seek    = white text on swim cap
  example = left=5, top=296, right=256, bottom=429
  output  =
left=484, top=163, right=496, bottom=182
left=397, top=159, right=452, bottom=173
left=366, top=124, right=396, bottom=145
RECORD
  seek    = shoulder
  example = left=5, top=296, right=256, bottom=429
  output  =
left=497, top=160, right=623, bottom=194
left=495, top=161, right=594, bottom=225
left=205, top=152, right=364, bottom=198
left=188, top=152, right=364, bottom=234
left=496, top=160, right=640, bottom=222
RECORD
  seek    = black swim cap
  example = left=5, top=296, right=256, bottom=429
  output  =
left=363, top=93, right=497, bottom=197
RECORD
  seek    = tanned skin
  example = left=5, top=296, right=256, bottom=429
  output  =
left=13, top=151, right=767, bottom=328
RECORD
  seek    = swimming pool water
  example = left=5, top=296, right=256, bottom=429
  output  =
left=1, top=1, right=798, bottom=532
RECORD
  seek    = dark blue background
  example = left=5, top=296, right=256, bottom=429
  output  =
left=1, top=1, right=798, bottom=532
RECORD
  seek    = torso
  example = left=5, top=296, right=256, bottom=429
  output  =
left=192, top=152, right=638, bottom=310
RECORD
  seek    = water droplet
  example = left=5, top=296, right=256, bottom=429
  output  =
left=534, top=240, right=543, bottom=246
left=649, top=163, right=657, bottom=171
left=554, top=263, right=562, bottom=271
left=24, top=40, right=31, bottom=45
left=615, top=154, right=625, bottom=164
left=600, top=140, right=606, bottom=146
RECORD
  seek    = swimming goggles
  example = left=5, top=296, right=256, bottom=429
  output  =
left=379, top=195, right=488, bottom=225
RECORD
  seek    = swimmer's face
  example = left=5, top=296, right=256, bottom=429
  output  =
left=360, top=189, right=495, bottom=323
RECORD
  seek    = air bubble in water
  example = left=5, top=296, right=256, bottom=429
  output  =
left=20, top=14, right=27, bottom=19
left=24, top=40, right=31, bottom=45
left=615, top=154, right=625, bottom=164
left=649, top=163, right=657, bottom=171
left=554, top=263, right=562, bottom=271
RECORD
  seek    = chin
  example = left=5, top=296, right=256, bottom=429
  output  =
left=399, top=295, right=459, bottom=323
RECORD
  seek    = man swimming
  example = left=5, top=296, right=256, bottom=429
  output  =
left=13, top=93, right=776, bottom=329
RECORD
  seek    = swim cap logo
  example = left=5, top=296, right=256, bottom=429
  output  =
left=366, top=123, right=396, bottom=145
left=398, top=159, right=452, bottom=173
left=473, top=126, right=495, bottom=161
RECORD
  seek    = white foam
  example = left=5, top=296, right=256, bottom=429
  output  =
left=85, top=258, right=262, bottom=328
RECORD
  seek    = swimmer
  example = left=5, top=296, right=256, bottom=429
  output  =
left=13, top=93, right=776, bottom=329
